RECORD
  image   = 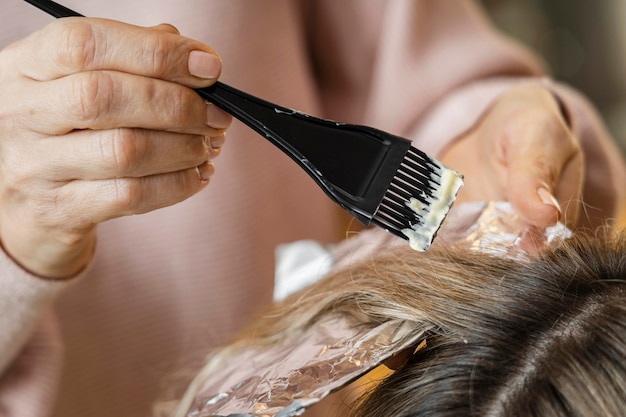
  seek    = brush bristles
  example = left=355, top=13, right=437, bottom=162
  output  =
left=371, top=147, right=460, bottom=246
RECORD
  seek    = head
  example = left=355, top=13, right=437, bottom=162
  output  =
left=350, top=227, right=626, bottom=417
left=170, top=226, right=626, bottom=417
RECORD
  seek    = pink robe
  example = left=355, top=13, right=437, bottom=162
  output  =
left=0, top=1, right=624, bottom=416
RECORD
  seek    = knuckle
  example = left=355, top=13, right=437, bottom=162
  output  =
left=174, top=169, right=199, bottom=195
left=164, top=87, right=196, bottom=126
left=67, top=71, right=116, bottom=123
left=142, top=34, right=171, bottom=76
left=154, top=23, right=180, bottom=35
left=187, top=135, right=214, bottom=163
left=0, top=171, right=25, bottom=202
left=174, top=135, right=213, bottom=165
left=0, top=149, right=36, bottom=193
left=53, top=20, right=98, bottom=72
left=97, top=129, right=147, bottom=173
left=111, top=178, right=143, bottom=213
left=0, top=181, right=63, bottom=230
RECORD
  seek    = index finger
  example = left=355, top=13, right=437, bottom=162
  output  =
left=3, top=17, right=221, bottom=87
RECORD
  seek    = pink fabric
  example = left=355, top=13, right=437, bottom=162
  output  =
left=0, top=1, right=624, bottom=416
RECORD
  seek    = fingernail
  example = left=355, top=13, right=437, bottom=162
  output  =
left=195, top=160, right=214, bottom=182
left=210, top=134, right=226, bottom=149
left=188, top=51, right=221, bottom=79
left=537, top=187, right=562, bottom=215
left=206, top=102, right=232, bottom=129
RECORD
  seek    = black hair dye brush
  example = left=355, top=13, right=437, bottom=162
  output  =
left=23, top=0, right=464, bottom=250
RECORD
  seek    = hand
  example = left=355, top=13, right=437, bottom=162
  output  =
left=0, top=18, right=232, bottom=279
left=440, top=83, right=583, bottom=231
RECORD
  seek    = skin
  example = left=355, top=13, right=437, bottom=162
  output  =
left=0, top=18, right=232, bottom=279
left=440, top=83, right=583, bottom=249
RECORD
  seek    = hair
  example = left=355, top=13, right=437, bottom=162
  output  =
left=167, top=226, right=626, bottom=417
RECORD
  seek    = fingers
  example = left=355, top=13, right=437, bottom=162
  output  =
left=1, top=18, right=232, bottom=135
left=0, top=136, right=216, bottom=236
left=0, top=127, right=222, bottom=278
left=56, top=165, right=213, bottom=225
left=0, top=17, right=232, bottom=140
left=13, top=70, right=231, bottom=136
left=209, top=133, right=226, bottom=150
left=4, top=18, right=221, bottom=87
left=504, top=113, right=583, bottom=228
left=0, top=163, right=211, bottom=278
left=25, top=129, right=222, bottom=181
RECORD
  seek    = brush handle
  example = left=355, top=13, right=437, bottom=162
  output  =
left=196, top=83, right=409, bottom=219
left=24, top=0, right=82, bottom=17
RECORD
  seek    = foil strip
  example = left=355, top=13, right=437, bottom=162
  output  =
left=460, top=201, right=572, bottom=255
left=185, top=316, right=429, bottom=417
left=184, top=201, right=572, bottom=417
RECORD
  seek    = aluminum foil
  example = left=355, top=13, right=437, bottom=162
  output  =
left=459, top=201, right=572, bottom=256
left=184, top=201, right=572, bottom=417
left=185, top=316, right=429, bottom=417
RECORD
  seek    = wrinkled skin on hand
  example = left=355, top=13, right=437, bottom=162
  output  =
left=440, top=83, right=583, bottom=250
left=0, top=18, right=232, bottom=279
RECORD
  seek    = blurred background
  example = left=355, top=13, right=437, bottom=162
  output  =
left=483, top=0, right=626, bottom=156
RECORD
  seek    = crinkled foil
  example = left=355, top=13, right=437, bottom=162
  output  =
left=460, top=201, right=572, bottom=255
left=185, top=316, right=429, bottom=417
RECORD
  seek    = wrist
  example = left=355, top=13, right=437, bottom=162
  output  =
left=0, top=228, right=96, bottom=281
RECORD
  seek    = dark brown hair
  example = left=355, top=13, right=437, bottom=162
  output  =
left=351, top=227, right=626, bottom=417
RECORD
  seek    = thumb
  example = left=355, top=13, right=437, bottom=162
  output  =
left=505, top=121, right=582, bottom=229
